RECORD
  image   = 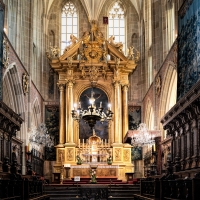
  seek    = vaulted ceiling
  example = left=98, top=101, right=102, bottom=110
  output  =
left=44, top=0, right=142, bottom=20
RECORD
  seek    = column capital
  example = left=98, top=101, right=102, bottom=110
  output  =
left=66, top=79, right=76, bottom=86
left=122, top=84, right=129, bottom=90
left=113, top=79, right=121, bottom=87
left=57, top=83, right=65, bottom=91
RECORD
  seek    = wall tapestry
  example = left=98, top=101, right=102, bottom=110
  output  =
left=0, top=2, right=4, bottom=100
left=79, top=87, right=108, bottom=140
left=45, top=106, right=59, bottom=160
left=131, top=146, right=142, bottom=161
left=177, top=0, right=200, bottom=100
left=128, top=106, right=141, bottom=130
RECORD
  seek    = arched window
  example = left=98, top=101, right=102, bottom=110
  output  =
left=61, top=2, right=78, bottom=54
left=166, top=1, right=175, bottom=51
left=108, top=2, right=125, bottom=53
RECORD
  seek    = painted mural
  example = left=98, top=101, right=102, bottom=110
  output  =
left=131, top=146, right=142, bottom=161
left=45, top=106, right=59, bottom=160
left=0, top=2, right=4, bottom=100
left=128, top=106, right=141, bottom=130
left=177, top=0, right=200, bottom=100
left=128, top=106, right=142, bottom=160
left=79, top=87, right=109, bottom=140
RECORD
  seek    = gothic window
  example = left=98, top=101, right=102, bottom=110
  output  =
left=61, top=2, right=78, bottom=54
left=166, top=1, right=175, bottom=51
left=108, top=2, right=125, bottom=53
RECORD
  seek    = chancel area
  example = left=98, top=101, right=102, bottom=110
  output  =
left=1, top=0, right=200, bottom=199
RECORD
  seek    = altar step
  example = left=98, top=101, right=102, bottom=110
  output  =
left=44, top=184, right=140, bottom=200
left=60, top=177, right=128, bottom=185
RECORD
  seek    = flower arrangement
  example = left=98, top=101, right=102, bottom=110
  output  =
left=90, top=169, right=97, bottom=183
left=76, top=155, right=82, bottom=165
left=107, top=155, right=112, bottom=165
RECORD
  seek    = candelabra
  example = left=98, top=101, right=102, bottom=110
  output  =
left=131, top=123, right=155, bottom=147
left=71, top=89, right=113, bottom=129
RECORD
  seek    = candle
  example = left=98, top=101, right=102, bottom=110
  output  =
left=152, top=144, right=156, bottom=152
left=100, top=101, right=102, bottom=107
left=79, top=139, right=80, bottom=148
left=79, top=102, right=81, bottom=108
left=28, top=143, right=31, bottom=151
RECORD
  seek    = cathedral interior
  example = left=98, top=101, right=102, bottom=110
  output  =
left=1, top=0, right=200, bottom=199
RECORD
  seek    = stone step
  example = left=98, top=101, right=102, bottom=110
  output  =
left=44, top=184, right=140, bottom=200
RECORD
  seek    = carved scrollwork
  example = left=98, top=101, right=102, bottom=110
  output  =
left=155, top=75, right=162, bottom=97
left=114, top=148, right=122, bottom=161
left=127, top=46, right=140, bottom=62
left=3, top=37, right=9, bottom=68
left=123, top=149, right=130, bottom=162
left=46, top=46, right=60, bottom=60
left=84, top=42, right=103, bottom=62
left=22, top=73, right=29, bottom=95
left=66, top=148, right=73, bottom=161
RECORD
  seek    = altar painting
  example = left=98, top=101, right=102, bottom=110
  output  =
left=79, top=87, right=109, bottom=140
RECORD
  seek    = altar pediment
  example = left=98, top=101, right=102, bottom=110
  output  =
left=47, top=21, right=140, bottom=77
left=59, top=40, right=82, bottom=61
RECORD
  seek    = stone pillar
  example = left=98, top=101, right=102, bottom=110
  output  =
left=66, top=80, right=75, bottom=144
left=113, top=81, right=122, bottom=143
left=122, top=85, right=129, bottom=140
left=58, top=84, right=65, bottom=145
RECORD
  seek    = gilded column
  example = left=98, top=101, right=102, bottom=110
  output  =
left=113, top=81, right=122, bottom=143
left=122, top=84, right=129, bottom=140
left=66, top=80, right=75, bottom=144
left=58, top=83, right=65, bottom=145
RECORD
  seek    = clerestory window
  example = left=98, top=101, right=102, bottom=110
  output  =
left=108, top=2, right=125, bottom=53
left=61, top=2, right=78, bottom=54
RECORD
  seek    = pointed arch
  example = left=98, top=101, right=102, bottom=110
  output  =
left=32, top=98, right=41, bottom=128
left=3, top=62, right=27, bottom=143
left=159, top=61, right=177, bottom=138
left=144, top=98, right=154, bottom=130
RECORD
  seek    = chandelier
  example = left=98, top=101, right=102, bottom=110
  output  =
left=131, top=123, right=155, bottom=147
left=71, top=89, right=113, bottom=128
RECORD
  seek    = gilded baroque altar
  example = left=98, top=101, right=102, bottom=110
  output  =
left=47, top=20, right=139, bottom=181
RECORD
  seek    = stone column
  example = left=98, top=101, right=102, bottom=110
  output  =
left=113, top=81, right=122, bottom=143
left=66, top=80, right=75, bottom=144
left=58, top=83, right=65, bottom=145
left=122, top=85, right=129, bottom=140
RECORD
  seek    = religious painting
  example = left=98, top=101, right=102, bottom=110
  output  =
left=131, top=147, right=142, bottom=161
left=0, top=2, right=5, bottom=100
left=128, top=106, right=141, bottom=130
left=45, top=106, right=59, bottom=161
left=103, top=16, right=108, bottom=24
left=79, top=87, right=109, bottom=140
left=177, top=0, right=200, bottom=100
